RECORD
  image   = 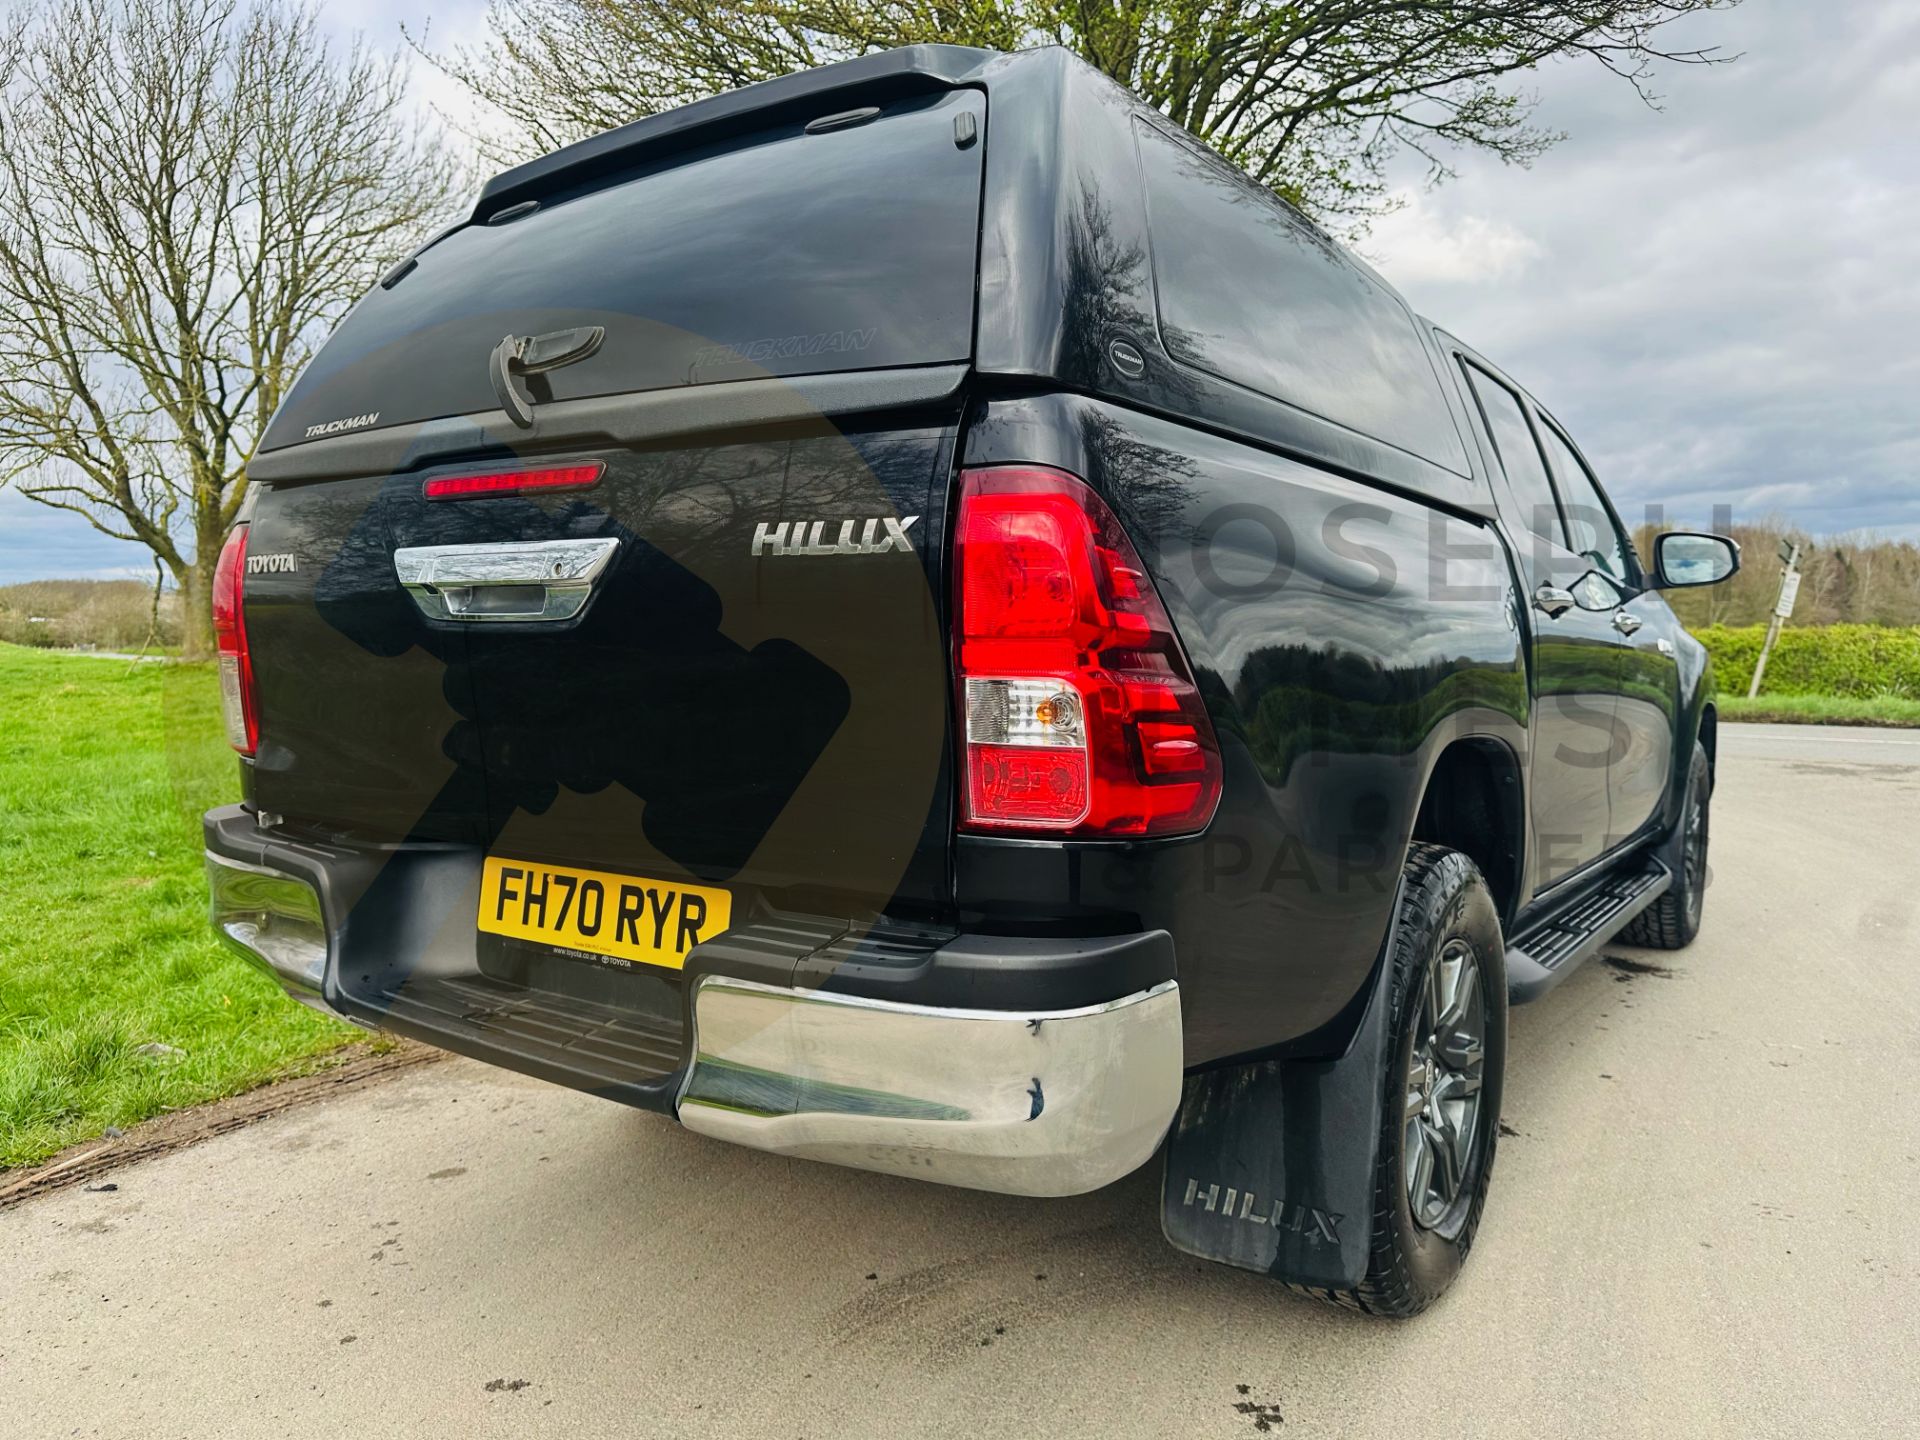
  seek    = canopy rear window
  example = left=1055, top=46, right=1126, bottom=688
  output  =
left=262, top=89, right=985, bottom=451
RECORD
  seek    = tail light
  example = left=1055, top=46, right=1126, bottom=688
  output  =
left=954, top=465, right=1222, bottom=837
left=212, top=524, right=258, bottom=756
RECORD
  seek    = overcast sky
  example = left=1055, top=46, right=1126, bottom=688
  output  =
left=2, top=0, right=1914, bottom=583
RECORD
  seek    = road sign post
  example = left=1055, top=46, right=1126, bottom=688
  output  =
left=1747, top=539, right=1803, bottom=699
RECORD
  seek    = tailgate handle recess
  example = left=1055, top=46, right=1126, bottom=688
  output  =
left=394, top=538, right=619, bottom=623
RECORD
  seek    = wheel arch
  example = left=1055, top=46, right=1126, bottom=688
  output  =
left=1409, top=736, right=1526, bottom=928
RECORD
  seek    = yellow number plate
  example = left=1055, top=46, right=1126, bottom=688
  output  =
left=478, top=857, right=731, bottom=970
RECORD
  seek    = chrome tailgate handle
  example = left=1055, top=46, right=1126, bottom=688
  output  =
left=394, top=538, right=619, bottom=622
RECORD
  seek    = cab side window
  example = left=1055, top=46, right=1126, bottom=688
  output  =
left=1461, top=363, right=1564, bottom=550
left=1135, top=119, right=1472, bottom=475
left=1537, top=421, right=1632, bottom=582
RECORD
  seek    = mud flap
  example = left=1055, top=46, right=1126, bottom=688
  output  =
left=1159, top=924, right=1398, bottom=1291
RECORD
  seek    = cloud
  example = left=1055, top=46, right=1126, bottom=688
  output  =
left=0, top=489, right=160, bottom=586
left=1364, top=194, right=1543, bottom=287
left=1367, top=0, right=1920, bottom=540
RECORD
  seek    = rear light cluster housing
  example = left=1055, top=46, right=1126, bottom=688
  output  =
left=953, top=464, right=1222, bottom=837
left=212, top=524, right=258, bottom=757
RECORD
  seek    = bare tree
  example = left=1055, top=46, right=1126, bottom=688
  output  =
left=419, top=0, right=1739, bottom=225
left=0, top=0, right=459, bottom=655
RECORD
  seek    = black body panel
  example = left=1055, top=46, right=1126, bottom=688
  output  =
left=246, top=413, right=960, bottom=925
left=958, top=390, right=1525, bottom=1065
left=970, top=49, right=1491, bottom=512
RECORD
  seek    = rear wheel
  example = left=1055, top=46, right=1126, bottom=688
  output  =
left=1619, top=740, right=1711, bottom=950
left=1344, top=843, right=1507, bottom=1317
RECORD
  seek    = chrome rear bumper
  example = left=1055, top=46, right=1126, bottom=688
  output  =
left=207, top=827, right=1182, bottom=1197
left=678, top=976, right=1183, bottom=1196
left=205, top=849, right=330, bottom=1010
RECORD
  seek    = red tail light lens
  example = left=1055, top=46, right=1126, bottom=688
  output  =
left=423, top=462, right=604, bottom=500
left=954, top=465, right=1222, bottom=836
left=212, top=524, right=258, bottom=756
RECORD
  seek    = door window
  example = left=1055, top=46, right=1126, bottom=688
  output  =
left=1461, top=364, right=1564, bottom=550
left=1538, top=421, right=1632, bottom=583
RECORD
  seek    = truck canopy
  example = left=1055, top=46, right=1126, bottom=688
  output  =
left=262, top=77, right=986, bottom=451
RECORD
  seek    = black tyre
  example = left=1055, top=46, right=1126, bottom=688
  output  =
left=1618, top=741, right=1710, bottom=950
left=1347, top=843, right=1508, bottom=1317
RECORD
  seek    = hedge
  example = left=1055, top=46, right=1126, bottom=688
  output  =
left=1693, top=624, right=1920, bottom=700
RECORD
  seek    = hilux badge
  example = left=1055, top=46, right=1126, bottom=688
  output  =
left=751, top=515, right=920, bottom=557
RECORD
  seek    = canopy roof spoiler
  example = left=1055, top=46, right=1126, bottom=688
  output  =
left=470, top=44, right=997, bottom=222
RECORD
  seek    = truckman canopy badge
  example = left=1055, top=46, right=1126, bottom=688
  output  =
left=303, top=411, right=379, bottom=439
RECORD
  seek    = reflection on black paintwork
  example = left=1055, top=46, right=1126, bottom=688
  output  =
left=253, top=421, right=955, bottom=930
left=245, top=476, right=481, bottom=844
left=1237, top=647, right=1529, bottom=786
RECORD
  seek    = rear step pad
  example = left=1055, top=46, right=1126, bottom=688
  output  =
left=1505, top=857, right=1671, bottom=1004
left=359, top=973, right=685, bottom=1095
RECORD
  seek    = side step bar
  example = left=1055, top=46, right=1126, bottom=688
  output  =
left=1505, top=857, right=1671, bottom=1004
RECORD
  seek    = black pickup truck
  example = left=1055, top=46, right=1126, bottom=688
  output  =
left=204, top=45, right=1739, bottom=1315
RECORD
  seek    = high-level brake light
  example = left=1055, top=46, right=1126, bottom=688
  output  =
left=423, top=462, right=604, bottom=500
left=953, top=465, right=1222, bottom=836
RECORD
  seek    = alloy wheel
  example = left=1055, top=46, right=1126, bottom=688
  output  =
left=1404, top=938, right=1487, bottom=1231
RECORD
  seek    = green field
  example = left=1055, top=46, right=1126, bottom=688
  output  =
left=0, top=645, right=349, bottom=1170
left=1715, top=692, right=1920, bottom=727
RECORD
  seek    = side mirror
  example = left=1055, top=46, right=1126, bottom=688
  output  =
left=1652, top=532, right=1741, bottom=589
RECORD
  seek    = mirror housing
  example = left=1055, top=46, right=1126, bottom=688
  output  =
left=1653, top=532, right=1741, bottom=589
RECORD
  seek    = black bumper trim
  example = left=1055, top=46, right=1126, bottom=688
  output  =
left=793, top=928, right=1176, bottom=1010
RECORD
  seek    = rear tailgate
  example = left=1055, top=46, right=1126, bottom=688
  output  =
left=231, top=85, right=983, bottom=1088
left=244, top=421, right=957, bottom=907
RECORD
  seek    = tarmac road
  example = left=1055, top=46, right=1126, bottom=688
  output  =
left=4, top=724, right=1917, bottom=1438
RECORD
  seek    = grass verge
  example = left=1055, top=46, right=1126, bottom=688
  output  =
left=0, top=644, right=351, bottom=1169
left=1718, top=692, right=1920, bottom=727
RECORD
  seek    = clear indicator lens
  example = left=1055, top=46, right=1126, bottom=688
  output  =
left=217, top=655, right=250, bottom=751
left=965, top=677, right=1084, bottom=748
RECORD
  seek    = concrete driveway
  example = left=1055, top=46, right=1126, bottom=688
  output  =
left=4, top=724, right=1916, bottom=1437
